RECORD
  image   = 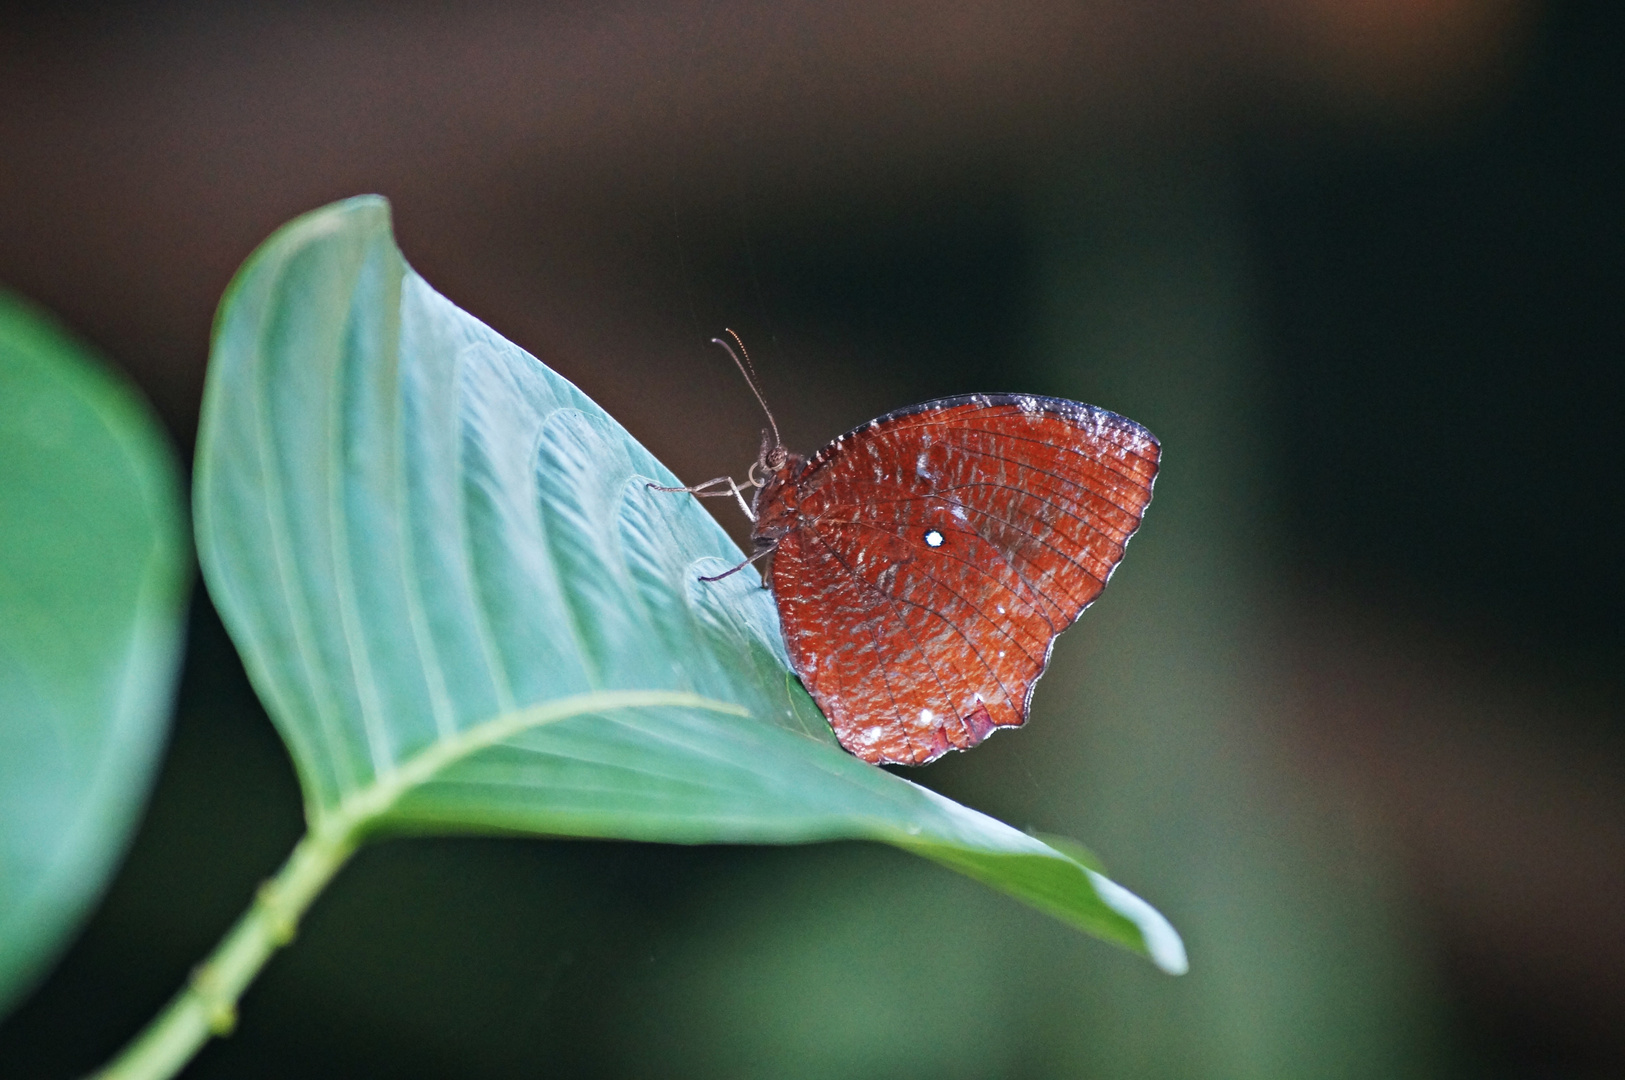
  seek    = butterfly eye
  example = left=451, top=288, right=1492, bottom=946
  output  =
left=922, top=529, right=945, bottom=548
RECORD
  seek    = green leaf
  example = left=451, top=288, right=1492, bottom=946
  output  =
left=196, top=196, right=1185, bottom=974
left=0, top=292, right=191, bottom=1017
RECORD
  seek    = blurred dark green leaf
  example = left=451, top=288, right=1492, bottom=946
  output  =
left=195, top=196, right=1184, bottom=972
left=0, top=292, right=191, bottom=1018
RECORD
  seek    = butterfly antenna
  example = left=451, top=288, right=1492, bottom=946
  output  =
left=712, top=328, right=782, bottom=450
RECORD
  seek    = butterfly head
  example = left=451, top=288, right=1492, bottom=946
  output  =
left=754, top=426, right=788, bottom=473
left=749, top=437, right=805, bottom=543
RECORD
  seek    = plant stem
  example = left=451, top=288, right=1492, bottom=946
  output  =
left=88, top=821, right=358, bottom=1080
left=86, top=692, right=748, bottom=1080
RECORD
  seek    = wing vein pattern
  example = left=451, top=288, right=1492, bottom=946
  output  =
left=769, top=394, right=1158, bottom=764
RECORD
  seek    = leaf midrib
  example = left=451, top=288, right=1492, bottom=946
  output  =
left=310, top=690, right=750, bottom=842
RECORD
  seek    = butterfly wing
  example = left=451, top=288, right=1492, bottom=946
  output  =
left=770, top=394, right=1159, bottom=765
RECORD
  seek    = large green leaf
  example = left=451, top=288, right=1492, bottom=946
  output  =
left=196, top=196, right=1185, bottom=973
left=0, top=292, right=191, bottom=1017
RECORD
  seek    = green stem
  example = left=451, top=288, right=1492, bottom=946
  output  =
left=88, top=690, right=747, bottom=1080
left=88, top=820, right=357, bottom=1080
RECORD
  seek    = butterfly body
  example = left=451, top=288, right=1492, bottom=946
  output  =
left=747, top=393, right=1159, bottom=766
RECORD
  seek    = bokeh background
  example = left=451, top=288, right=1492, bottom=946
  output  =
left=2, top=1, right=1621, bottom=1076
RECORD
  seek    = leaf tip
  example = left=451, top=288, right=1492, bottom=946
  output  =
left=1085, top=868, right=1189, bottom=975
left=210, top=194, right=397, bottom=348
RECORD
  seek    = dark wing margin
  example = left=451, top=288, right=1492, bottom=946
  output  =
left=805, top=393, right=1160, bottom=477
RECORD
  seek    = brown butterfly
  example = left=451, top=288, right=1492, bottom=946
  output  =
left=656, top=332, right=1158, bottom=765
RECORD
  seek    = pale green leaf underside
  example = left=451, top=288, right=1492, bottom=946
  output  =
left=0, top=292, right=191, bottom=1018
left=195, top=196, right=1185, bottom=973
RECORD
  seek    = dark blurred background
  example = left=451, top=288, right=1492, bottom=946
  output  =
left=1, top=1, right=1621, bottom=1076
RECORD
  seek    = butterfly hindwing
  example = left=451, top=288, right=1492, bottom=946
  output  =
left=769, top=395, right=1159, bottom=765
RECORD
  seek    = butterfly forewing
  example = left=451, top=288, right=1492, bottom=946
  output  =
left=772, top=395, right=1159, bottom=765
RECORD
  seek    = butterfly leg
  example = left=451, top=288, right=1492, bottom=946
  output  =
left=698, top=543, right=777, bottom=584
left=646, top=475, right=735, bottom=495
left=646, top=476, right=758, bottom=522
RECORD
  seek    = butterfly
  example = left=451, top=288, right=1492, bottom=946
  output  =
left=655, top=331, right=1159, bottom=766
